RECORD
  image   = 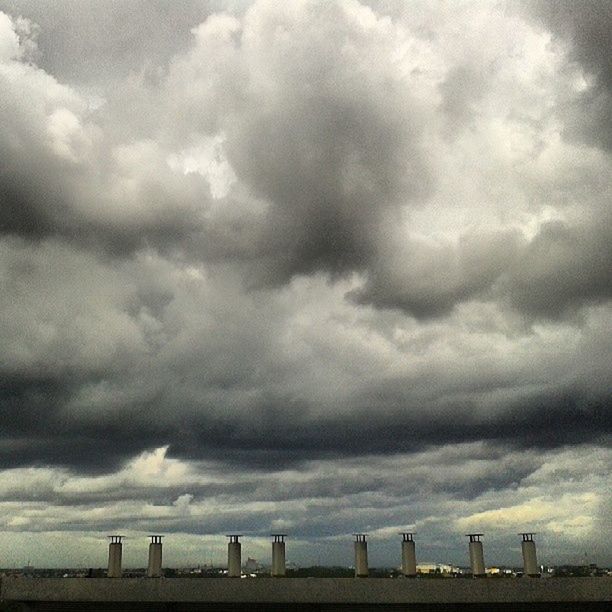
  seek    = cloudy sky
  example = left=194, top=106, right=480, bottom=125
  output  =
left=0, top=0, right=610, bottom=569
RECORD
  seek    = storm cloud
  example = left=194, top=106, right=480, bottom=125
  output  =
left=0, top=0, right=610, bottom=567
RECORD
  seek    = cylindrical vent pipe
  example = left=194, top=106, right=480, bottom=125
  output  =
left=107, top=535, right=123, bottom=578
left=520, top=533, right=540, bottom=577
left=400, top=532, right=417, bottom=577
left=467, top=534, right=486, bottom=577
left=147, top=535, right=163, bottom=578
left=271, top=534, right=286, bottom=577
left=227, top=535, right=242, bottom=577
left=353, top=534, right=369, bottom=578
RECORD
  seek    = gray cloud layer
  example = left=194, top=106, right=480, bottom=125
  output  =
left=526, top=0, right=612, bottom=151
left=0, top=0, right=610, bottom=566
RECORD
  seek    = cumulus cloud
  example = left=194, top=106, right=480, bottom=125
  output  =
left=2, top=2, right=611, bottom=315
left=524, top=0, right=612, bottom=151
left=0, top=0, right=610, bottom=566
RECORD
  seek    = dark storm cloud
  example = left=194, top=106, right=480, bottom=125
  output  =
left=1, top=348, right=609, bottom=473
left=525, top=0, right=612, bottom=150
left=113, top=0, right=434, bottom=283
left=0, top=84, right=212, bottom=256
left=502, top=219, right=612, bottom=317
left=0, top=444, right=536, bottom=507
left=0, top=229, right=609, bottom=476
left=221, top=60, right=432, bottom=284
left=0, top=0, right=431, bottom=279
left=1, top=0, right=610, bottom=320
left=0, top=1, right=611, bottom=567
left=170, top=392, right=609, bottom=468
left=350, top=229, right=524, bottom=318
left=354, top=217, right=612, bottom=319
left=0, top=374, right=165, bottom=472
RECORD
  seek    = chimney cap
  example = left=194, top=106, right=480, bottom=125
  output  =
left=148, top=535, right=164, bottom=543
left=466, top=533, right=484, bottom=541
left=226, top=534, right=242, bottom=542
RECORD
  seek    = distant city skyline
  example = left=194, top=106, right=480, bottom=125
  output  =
left=0, top=1, right=610, bottom=568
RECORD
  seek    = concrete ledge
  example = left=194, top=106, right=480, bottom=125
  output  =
left=1, top=577, right=611, bottom=604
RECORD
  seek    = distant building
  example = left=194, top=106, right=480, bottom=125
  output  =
left=417, top=563, right=460, bottom=575
left=486, top=567, right=515, bottom=576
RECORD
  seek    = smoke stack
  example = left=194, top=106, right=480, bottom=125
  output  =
left=400, top=533, right=417, bottom=577
left=107, top=535, right=123, bottom=578
left=353, top=534, right=368, bottom=578
left=520, top=533, right=540, bottom=577
left=466, top=534, right=486, bottom=577
left=271, top=534, right=286, bottom=577
left=227, top=535, right=242, bottom=577
left=147, top=535, right=163, bottom=578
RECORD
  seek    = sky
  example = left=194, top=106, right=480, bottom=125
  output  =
left=0, top=0, right=610, bottom=570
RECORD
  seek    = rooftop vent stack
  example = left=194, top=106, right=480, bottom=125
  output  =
left=466, top=534, right=486, bottom=577
left=107, top=535, right=123, bottom=578
left=520, top=533, right=540, bottom=577
left=227, top=535, right=242, bottom=577
left=271, top=534, right=287, bottom=577
left=147, top=535, right=164, bottom=578
left=400, top=532, right=417, bottom=577
left=353, top=534, right=369, bottom=578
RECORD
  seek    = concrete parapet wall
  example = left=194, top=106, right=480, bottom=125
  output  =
left=1, top=577, right=611, bottom=605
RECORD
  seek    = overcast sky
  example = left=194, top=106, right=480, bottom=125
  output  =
left=0, top=0, right=610, bottom=570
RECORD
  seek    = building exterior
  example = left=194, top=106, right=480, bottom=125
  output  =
left=417, top=563, right=460, bottom=575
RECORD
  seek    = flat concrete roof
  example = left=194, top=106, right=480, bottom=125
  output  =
left=1, top=577, right=610, bottom=605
